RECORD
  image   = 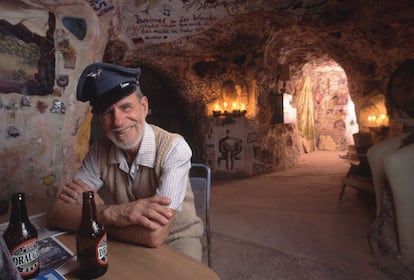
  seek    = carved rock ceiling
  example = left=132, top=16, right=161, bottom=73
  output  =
left=112, top=0, right=413, bottom=115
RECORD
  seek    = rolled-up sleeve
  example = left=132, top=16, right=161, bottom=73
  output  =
left=156, top=137, right=192, bottom=210
left=74, top=143, right=104, bottom=191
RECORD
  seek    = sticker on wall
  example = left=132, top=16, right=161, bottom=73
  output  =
left=41, top=173, right=56, bottom=186
left=55, top=29, right=77, bottom=69
left=85, top=0, right=114, bottom=17
left=55, top=29, right=70, bottom=50
left=20, top=96, right=31, bottom=108
left=36, top=100, right=48, bottom=113
left=4, top=99, right=19, bottom=111
left=50, top=99, right=66, bottom=115
left=56, top=75, right=69, bottom=95
left=7, top=125, right=20, bottom=138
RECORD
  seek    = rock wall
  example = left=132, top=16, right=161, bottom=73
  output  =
left=0, top=0, right=413, bottom=203
left=0, top=1, right=112, bottom=204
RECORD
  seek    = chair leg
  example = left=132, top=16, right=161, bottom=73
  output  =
left=339, top=164, right=357, bottom=200
left=339, top=183, right=347, bottom=200
left=207, top=231, right=211, bottom=267
left=206, top=212, right=212, bottom=267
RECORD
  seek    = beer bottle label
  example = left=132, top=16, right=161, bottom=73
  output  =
left=96, top=233, right=108, bottom=265
left=10, top=238, right=40, bottom=277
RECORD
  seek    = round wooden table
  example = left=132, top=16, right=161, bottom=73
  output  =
left=57, top=234, right=220, bottom=280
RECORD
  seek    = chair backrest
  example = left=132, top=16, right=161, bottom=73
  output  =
left=190, top=163, right=211, bottom=215
left=352, top=132, right=373, bottom=177
left=189, top=163, right=211, bottom=267
left=353, top=132, right=373, bottom=154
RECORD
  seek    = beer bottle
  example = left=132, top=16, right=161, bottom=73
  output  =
left=3, top=192, right=39, bottom=279
left=76, top=191, right=108, bottom=279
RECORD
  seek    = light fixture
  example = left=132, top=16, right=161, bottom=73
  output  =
left=367, top=114, right=388, bottom=127
left=212, top=101, right=246, bottom=118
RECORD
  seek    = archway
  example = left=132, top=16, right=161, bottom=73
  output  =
left=299, top=58, right=359, bottom=152
left=139, top=66, right=195, bottom=153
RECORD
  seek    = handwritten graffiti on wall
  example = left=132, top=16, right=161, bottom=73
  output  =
left=121, top=0, right=226, bottom=44
left=85, top=0, right=114, bottom=16
left=120, top=0, right=336, bottom=45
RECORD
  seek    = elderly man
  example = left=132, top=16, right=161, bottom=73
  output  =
left=47, top=63, right=203, bottom=260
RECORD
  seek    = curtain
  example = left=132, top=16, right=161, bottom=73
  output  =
left=297, top=76, right=315, bottom=152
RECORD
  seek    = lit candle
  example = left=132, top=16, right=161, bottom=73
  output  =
left=368, top=115, right=377, bottom=126
left=212, top=103, right=221, bottom=117
left=380, top=114, right=386, bottom=126
left=231, top=102, right=241, bottom=117
left=223, top=102, right=228, bottom=111
left=241, top=103, right=247, bottom=116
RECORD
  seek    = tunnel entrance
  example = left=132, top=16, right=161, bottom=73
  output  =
left=298, top=58, right=359, bottom=152
left=139, top=66, right=196, bottom=156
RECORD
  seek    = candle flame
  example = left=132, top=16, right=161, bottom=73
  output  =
left=211, top=100, right=248, bottom=116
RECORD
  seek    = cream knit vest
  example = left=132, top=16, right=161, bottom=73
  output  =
left=97, top=125, right=203, bottom=242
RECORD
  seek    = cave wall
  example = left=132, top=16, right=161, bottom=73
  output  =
left=0, top=1, right=112, bottom=204
left=0, top=0, right=413, bottom=200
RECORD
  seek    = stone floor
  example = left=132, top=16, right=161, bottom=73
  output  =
left=207, top=151, right=391, bottom=280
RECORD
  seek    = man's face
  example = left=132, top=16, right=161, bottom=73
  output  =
left=99, top=92, right=149, bottom=151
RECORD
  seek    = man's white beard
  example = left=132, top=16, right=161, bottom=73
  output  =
left=107, top=130, right=142, bottom=151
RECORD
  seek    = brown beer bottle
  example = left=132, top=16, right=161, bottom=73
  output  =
left=76, top=191, right=108, bottom=279
left=3, top=192, right=40, bottom=279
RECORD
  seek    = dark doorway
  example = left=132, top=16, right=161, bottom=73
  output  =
left=139, top=66, right=195, bottom=153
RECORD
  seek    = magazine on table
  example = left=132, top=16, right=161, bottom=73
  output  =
left=0, top=213, right=76, bottom=279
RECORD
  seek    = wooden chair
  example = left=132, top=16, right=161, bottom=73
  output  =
left=339, top=133, right=374, bottom=200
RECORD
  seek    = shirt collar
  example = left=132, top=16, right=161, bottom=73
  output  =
left=136, top=122, right=156, bottom=168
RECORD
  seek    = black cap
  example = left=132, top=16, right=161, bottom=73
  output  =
left=76, top=63, right=141, bottom=113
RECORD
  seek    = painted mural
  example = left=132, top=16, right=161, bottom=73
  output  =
left=0, top=14, right=55, bottom=96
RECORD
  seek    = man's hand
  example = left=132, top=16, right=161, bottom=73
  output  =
left=100, top=196, right=174, bottom=231
left=58, top=179, right=104, bottom=205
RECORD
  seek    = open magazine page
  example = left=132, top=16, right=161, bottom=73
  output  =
left=0, top=213, right=75, bottom=279
left=37, top=236, right=74, bottom=278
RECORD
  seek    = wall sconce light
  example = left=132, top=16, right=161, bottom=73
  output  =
left=367, top=114, right=388, bottom=127
left=212, top=101, right=246, bottom=118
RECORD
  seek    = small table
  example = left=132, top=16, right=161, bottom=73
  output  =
left=57, top=234, right=220, bottom=280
